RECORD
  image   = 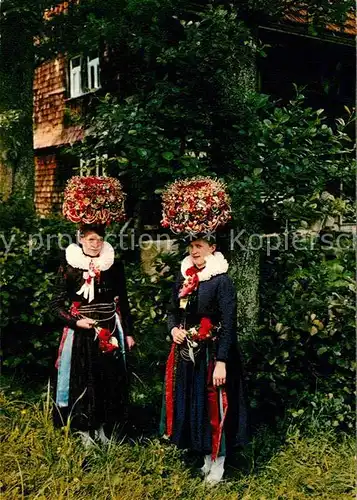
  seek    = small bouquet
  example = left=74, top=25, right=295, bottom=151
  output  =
left=70, top=301, right=81, bottom=317
left=95, top=327, right=119, bottom=353
left=161, top=176, right=231, bottom=235
left=62, top=176, right=126, bottom=225
left=69, top=301, right=119, bottom=353
left=185, top=317, right=214, bottom=363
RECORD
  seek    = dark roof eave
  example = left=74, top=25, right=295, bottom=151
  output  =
left=258, top=23, right=355, bottom=47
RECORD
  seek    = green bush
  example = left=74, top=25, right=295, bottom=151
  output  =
left=0, top=194, right=36, bottom=232
left=126, top=253, right=179, bottom=415
left=245, top=234, right=355, bottom=430
left=0, top=216, right=76, bottom=372
left=286, top=391, right=355, bottom=435
left=228, top=91, right=355, bottom=233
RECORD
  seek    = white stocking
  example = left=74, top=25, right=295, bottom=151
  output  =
left=200, top=454, right=212, bottom=476
left=205, top=456, right=225, bottom=485
left=78, top=431, right=95, bottom=449
left=95, top=424, right=110, bottom=445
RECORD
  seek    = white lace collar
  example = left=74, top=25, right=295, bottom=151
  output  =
left=180, top=251, right=229, bottom=282
left=65, top=242, right=115, bottom=271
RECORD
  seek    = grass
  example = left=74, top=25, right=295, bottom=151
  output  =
left=0, top=381, right=355, bottom=500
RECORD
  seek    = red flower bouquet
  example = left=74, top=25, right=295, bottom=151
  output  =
left=161, top=177, right=231, bottom=234
left=62, top=176, right=126, bottom=225
left=70, top=301, right=81, bottom=317
left=186, top=317, right=214, bottom=342
left=198, top=317, right=214, bottom=340
left=185, top=317, right=215, bottom=362
left=97, top=327, right=119, bottom=353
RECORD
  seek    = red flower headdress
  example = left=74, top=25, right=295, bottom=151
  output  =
left=161, top=176, right=231, bottom=234
left=62, top=176, right=126, bottom=225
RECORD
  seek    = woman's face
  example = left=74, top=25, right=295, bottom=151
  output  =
left=188, top=239, right=216, bottom=268
left=80, top=231, right=104, bottom=257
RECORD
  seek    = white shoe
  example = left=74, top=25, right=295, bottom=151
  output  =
left=77, top=431, right=96, bottom=449
left=205, top=456, right=225, bottom=485
left=95, top=425, right=110, bottom=445
left=200, top=455, right=212, bottom=477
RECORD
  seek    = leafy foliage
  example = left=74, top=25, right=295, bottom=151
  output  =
left=126, top=253, right=179, bottom=410
left=0, top=194, right=36, bottom=232
left=228, top=92, right=355, bottom=232
left=245, top=234, right=356, bottom=430
left=0, top=215, right=76, bottom=371
left=1, top=0, right=355, bottom=441
left=67, top=6, right=256, bottom=203
left=40, top=0, right=355, bottom=59
left=0, top=0, right=54, bottom=196
left=61, top=7, right=354, bottom=231
left=74, top=95, right=207, bottom=199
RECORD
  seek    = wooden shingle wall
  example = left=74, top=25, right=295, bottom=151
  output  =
left=33, top=55, right=66, bottom=145
left=33, top=53, right=83, bottom=214
left=34, top=154, right=57, bottom=214
left=33, top=55, right=82, bottom=150
left=285, top=9, right=356, bottom=36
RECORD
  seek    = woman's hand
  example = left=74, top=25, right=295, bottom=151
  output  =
left=171, top=327, right=187, bottom=344
left=213, top=361, right=226, bottom=387
left=125, top=335, right=136, bottom=351
left=76, top=317, right=96, bottom=329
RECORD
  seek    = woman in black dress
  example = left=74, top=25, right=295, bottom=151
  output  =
left=52, top=224, right=135, bottom=446
left=161, top=236, right=248, bottom=484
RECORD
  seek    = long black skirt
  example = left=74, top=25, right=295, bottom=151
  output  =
left=53, top=307, right=128, bottom=434
left=161, top=341, right=249, bottom=458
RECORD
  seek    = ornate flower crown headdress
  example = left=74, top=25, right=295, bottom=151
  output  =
left=161, top=176, right=231, bottom=235
left=62, top=176, right=126, bottom=225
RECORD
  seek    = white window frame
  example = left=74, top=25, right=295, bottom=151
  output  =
left=69, top=54, right=101, bottom=98
left=69, top=56, right=82, bottom=98
left=87, top=55, right=101, bottom=91
left=79, top=155, right=108, bottom=177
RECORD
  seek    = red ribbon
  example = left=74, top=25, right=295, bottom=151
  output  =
left=55, top=326, right=69, bottom=369
left=207, top=360, right=229, bottom=460
left=56, top=301, right=82, bottom=368
left=179, top=266, right=200, bottom=298
left=165, top=343, right=176, bottom=436
left=215, top=387, right=228, bottom=460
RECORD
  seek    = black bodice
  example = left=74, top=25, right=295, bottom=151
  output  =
left=51, top=253, right=132, bottom=336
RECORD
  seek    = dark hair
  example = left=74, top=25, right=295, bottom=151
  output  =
left=79, top=224, right=106, bottom=238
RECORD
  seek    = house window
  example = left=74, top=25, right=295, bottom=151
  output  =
left=87, top=56, right=100, bottom=91
left=69, top=56, right=82, bottom=98
left=79, top=155, right=108, bottom=177
left=69, top=54, right=101, bottom=98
